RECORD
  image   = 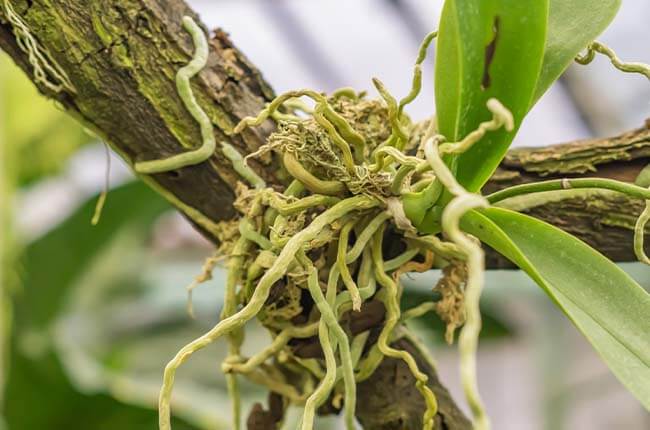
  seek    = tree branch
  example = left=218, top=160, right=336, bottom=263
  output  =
left=0, top=0, right=279, bottom=238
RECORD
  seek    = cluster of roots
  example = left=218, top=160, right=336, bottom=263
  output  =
left=163, top=87, right=471, bottom=430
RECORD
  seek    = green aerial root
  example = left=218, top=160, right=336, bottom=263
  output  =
left=157, top=27, right=449, bottom=430
left=134, top=17, right=216, bottom=175
left=156, top=19, right=650, bottom=430
left=634, top=187, right=650, bottom=265
left=576, top=43, right=650, bottom=264
left=576, top=41, right=650, bottom=81
left=424, top=135, right=490, bottom=430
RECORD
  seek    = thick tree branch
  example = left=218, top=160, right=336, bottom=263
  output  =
left=0, top=0, right=279, bottom=238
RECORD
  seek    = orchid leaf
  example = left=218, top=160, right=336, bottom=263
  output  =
left=462, top=207, right=650, bottom=410
left=435, top=0, right=548, bottom=192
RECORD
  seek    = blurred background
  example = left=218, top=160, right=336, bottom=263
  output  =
left=1, top=0, right=648, bottom=429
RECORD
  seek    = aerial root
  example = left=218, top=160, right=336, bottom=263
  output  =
left=634, top=190, right=650, bottom=265
left=134, top=17, right=215, bottom=175
left=425, top=136, right=491, bottom=430
left=159, top=196, right=377, bottom=430
left=91, top=142, right=111, bottom=226
left=185, top=250, right=226, bottom=319
left=576, top=41, right=650, bottom=80
left=372, top=224, right=439, bottom=430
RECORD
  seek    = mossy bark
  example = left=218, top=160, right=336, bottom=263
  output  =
left=0, top=0, right=278, bottom=237
left=1, top=1, right=648, bottom=429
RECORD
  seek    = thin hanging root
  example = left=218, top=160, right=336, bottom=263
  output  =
left=634, top=193, right=650, bottom=265
left=135, top=17, right=216, bottom=174
left=221, top=235, right=252, bottom=430
left=438, top=99, right=514, bottom=155
left=223, top=323, right=319, bottom=374
left=185, top=250, right=226, bottom=319
left=158, top=196, right=376, bottom=430
left=91, top=142, right=111, bottom=226
left=338, top=219, right=363, bottom=311
left=299, top=261, right=338, bottom=429
left=298, top=253, right=357, bottom=430
left=371, top=226, right=438, bottom=430
left=3, top=0, right=75, bottom=93
left=425, top=136, right=491, bottom=430
left=399, top=31, right=438, bottom=115
left=221, top=142, right=266, bottom=189
left=575, top=41, right=650, bottom=80
left=301, top=317, right=338, bottom=430
left=443, top=195, right=489, bottom=429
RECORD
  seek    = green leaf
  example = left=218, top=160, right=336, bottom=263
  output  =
left=462, top=207, right=650, bottom=409
left=435, top=0, right=548, bottom=192
left=531, top=0, right=621, bottom=105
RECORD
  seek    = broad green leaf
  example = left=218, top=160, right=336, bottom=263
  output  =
left=435, top=0, right=548, bottom=192
left=531, top=0, right=621, bottom=105
left=462, top=207, right=650, bottom=409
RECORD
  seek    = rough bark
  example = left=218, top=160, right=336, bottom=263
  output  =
left=1, top=1, right=648, bottom=430
left=0, top=0, right=279, bottom=238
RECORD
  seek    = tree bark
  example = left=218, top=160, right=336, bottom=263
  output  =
left=1, top=2, right=648, bottom=430
left=0, top=0, right=279, bottom=238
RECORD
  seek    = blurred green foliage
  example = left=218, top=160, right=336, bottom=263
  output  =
left=3, top=182, right=199, bottom=429
left=1, top=53, right=91, bottom=186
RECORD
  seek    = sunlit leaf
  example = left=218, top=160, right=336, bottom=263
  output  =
left=435, top=0, right=548, bottom=192
left=462, top=207, right=650, bottom=409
